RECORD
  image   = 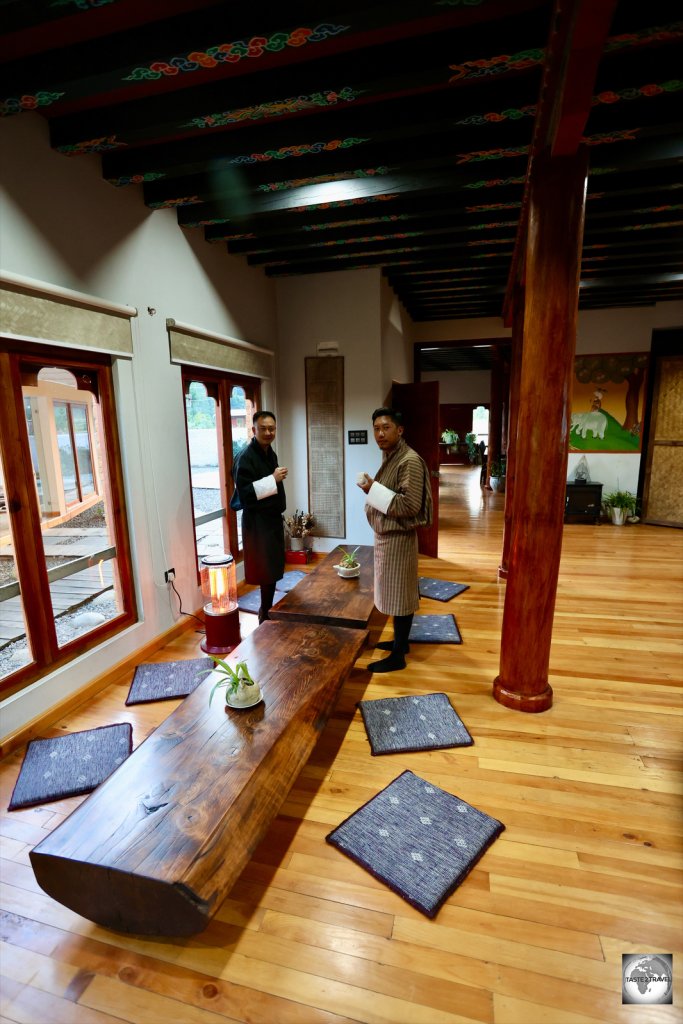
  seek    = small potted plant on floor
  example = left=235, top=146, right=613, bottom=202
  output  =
left=489, top=458, right=506, bottom=493
left=604, top=489, right=636, bottom=526
left=206, top=657, right=262, bottom=709
left=334, top=546, right=360, bottom=578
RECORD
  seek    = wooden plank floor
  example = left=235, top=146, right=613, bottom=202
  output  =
left=1, top=465, right=681, bottom=1024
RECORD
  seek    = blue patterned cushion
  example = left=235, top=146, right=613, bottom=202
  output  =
left=327, top=770, right=504, bottom=917
left=359, top=693, right=473, bottom=754
left=419, top=577, right=469, bottom=601
left=409, top=614, right=462, bottom=644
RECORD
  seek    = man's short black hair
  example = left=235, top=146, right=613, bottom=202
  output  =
left=253, top=409, right=276, bottom=425
left=372, top=407, right=403, bottom=426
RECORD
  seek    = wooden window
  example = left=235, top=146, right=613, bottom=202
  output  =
left=0, top=343, right=137, bottom=698
left=182, top=369, right=260, bottom=575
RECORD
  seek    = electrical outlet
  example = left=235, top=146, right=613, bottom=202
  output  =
left=164, top=568, right=175, bottom=583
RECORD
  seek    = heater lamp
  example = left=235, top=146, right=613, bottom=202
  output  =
left=199, top=553, right=241, bottom=656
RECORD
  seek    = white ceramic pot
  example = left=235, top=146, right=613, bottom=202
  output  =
left=226, top=677, right=262, bottom=708
left=610, top=506, right=627, bottom=526
left=289, top=536, right=303, bottom=551
left=335, top=563, right=360, bottom=578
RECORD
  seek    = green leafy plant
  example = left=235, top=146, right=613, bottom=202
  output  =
left=489, top=458, right=506, bottom=479
left=604, top=489, right=636, bottom=512
left=337, top=546, right=360, bottom=568
left=440, top=429, right=459, bottom=446
left=202, top=657, right=258, bottom=705
left=465, top=432, right=478, bottom=463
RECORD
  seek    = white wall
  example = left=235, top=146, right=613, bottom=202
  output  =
left=422, top=370, right=491, bottom=404
left=275, top=270, right=388, bottom=552
left=0, top=112, right=278, bottom=739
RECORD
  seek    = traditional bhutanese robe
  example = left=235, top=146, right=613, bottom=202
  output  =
left=365, top=438, right=433, bottom=616
left=232, top=438, right=286, bottom=585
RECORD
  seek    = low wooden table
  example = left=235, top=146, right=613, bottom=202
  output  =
left=30, top=621, right=367, bottom=937
left=270, top=544, right=375, bottom=629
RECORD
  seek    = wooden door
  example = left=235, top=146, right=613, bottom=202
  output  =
left=642, top=352, right=683, bottom=528
left=391, top=381, right=439, bottom=557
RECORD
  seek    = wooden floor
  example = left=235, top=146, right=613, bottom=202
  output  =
left=1, top=465, right=682, bottom=1024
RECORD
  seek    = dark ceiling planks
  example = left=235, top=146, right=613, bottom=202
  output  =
left=0, top=0, right=681, bottom=331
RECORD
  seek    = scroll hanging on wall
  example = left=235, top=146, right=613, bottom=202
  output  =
left=305, top=356, right=345, bottom=538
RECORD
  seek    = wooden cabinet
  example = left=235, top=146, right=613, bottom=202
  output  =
left=565, top=482, right=603, bottom=524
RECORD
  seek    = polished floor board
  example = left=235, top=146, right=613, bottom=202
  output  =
left=1, top=466, right=682, bottom=1023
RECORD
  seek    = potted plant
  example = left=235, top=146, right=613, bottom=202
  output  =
left=489, top=458, right=506, bottom=493
left=465, top=432, right=478, bottom=463
left=440, top=429, right=459, bottom=454
left=604, top=489, right=636, bottom=526
left=284, top=509, right=315, bottom=550
left=334, top=546, right=360, bottom=578
left=205, top=657, right=262, bottom=709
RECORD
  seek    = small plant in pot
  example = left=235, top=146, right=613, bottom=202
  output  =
left=335, top=546, right=360, bottom=578
left=205, top=657, right=262, bottom=709
left=440, top=428, right=459, bottom=453
left=489, top=458, right=506, bottom=493
left=604, top=489, right=636, bottom=526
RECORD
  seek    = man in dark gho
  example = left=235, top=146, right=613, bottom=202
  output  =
left=231, top=411, right=287, bottom=623
left=358, top=407, right=433, bottom=672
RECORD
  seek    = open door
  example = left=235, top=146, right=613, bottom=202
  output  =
left=392, top=381, right=439, bottom=557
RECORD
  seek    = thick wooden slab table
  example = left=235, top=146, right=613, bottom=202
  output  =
left=30, top=621, right=367, bottom=937
left=270, top=544, right=375, bottom=628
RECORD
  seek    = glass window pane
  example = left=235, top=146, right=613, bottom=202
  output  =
left=53, top=401, right=79, bottom=505
left=0, top=449, right=34, bottom=681
left=23, top=366, right=126, bottom=650
left=71, top=403, right=95, bottom=496
left=185, top=381, right=227, bottom=562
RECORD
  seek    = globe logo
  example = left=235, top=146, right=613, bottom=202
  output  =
left=622, top=954, right=673, bottom=1005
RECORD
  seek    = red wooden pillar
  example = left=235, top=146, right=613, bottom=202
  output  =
left=493, top=148, right=587, bottom=712
left=498, top=290, right=524, bottom=580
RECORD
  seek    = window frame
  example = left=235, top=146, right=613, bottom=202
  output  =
left=0, top=342, right=137, bottom=699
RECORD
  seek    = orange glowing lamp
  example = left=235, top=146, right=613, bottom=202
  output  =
left=199, top=554, right=241, bottom=656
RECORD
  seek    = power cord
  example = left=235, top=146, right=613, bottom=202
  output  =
left=169, top=578, right=206, bottom=633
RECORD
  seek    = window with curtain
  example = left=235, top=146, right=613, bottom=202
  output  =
left=0, top=343, right=137, bottom=697
left=182, top=369, right=260, bottom=574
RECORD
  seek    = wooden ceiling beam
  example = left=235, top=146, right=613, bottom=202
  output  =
left=502, top=0, right=619, bottom=324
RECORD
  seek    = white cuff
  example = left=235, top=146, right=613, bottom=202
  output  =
left=366, top=480, right=395, bottom=514
left=253, top=474, right=278, bottom=499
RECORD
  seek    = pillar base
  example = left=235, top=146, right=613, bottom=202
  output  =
left=492, top=676, right=553, bottom=713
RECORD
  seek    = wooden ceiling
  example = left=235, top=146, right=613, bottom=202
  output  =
left=2, top=0, right=681, bottom=322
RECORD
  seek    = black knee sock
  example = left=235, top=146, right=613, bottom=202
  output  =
left=259, top=583, right=276, bottom=623
left=393, top=613, right=413, bottom=653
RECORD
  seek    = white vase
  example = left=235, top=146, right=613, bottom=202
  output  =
left=610, top=506, right=627, bottom=526
left=289, top=536, right=303, bottom=551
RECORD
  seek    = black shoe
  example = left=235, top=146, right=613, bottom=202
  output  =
left=368, top=652, right=406, bottom=673
left=376, top=640, right=410, bottom=653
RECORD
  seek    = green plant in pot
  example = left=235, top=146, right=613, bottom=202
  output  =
left=440, top=428, right=459, bottom=453
left=489, top=458, right=506, bottom=493
left=336, top=546, right=360, bottom=577
left=205, top=657, right=262, bottom=708
left=465, top=432, right=478, bottom=463
left=604, top=489, right=636, bottom=526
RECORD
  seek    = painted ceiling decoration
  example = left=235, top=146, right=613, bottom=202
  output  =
left=1, top=0, right=681, bottom=320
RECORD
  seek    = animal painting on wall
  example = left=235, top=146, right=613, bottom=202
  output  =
left=570, top=353, right=648, bottom=453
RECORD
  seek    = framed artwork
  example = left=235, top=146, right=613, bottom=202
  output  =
left=570, top=352, right=649, bottom=453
